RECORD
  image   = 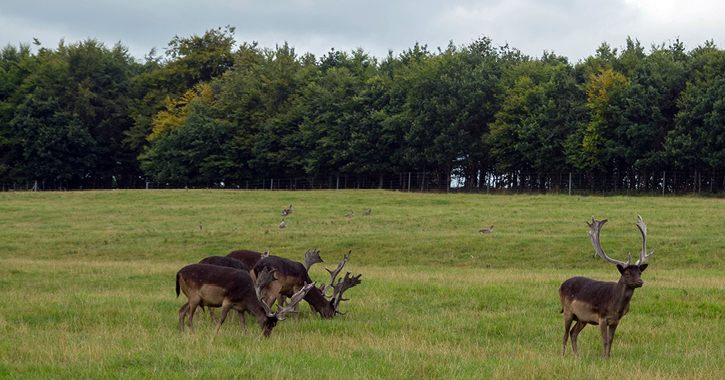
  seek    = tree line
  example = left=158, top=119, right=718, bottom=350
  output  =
left=2, top=26, right=724, bottom=190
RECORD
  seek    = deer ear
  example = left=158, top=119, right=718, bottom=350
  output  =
left=639, top=263, right=648, bottom=272
left=616, top=264, right=626, bottom=274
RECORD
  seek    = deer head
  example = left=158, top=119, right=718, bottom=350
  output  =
left=587, top=214, right=654, bottom=287
left=254, top=267, right=316, bottom=335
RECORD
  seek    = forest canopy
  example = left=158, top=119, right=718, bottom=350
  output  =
left=1, top=26, right=723, bottom=189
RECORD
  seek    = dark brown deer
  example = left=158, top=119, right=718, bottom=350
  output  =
left=176, top=264, right=314, bottom=336
left=254, top=250, right=361, bottom=320
left=559, top=215, right=655, bottom=358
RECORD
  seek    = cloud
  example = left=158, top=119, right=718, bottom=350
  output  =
left=0, top=0, right=722, bottom=62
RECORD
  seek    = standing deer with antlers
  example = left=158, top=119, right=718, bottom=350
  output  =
left=559, top=215, right=655, bottom=358
left=253, top=250, right=361, bottom=319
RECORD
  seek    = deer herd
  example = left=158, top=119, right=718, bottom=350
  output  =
left=175, top=209, right=655, bottom=359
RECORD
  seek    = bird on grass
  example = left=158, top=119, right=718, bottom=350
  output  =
left=478, top=225, right=494, bottom=234
left=281, top=205, right=293, bottom=216
left=279, top=218, right=287, bottom=228
left=345, top=211, right=354, bottom=218
left=364, top=209, right=371, bottom=216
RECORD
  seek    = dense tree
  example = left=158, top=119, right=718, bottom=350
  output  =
left=3, top=30, right=725, bottom=192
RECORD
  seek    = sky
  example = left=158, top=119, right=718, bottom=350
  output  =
left=1, top=0, right=723, bottom=63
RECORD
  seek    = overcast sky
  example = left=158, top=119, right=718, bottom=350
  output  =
left=1, top=0, right=723, bottom=63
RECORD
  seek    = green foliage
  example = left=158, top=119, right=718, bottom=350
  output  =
left=5, top=31, right=725, bottom=188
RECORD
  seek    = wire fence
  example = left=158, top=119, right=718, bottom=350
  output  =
left=4, top=171, right=725, bottom=197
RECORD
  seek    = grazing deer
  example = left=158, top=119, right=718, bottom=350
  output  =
left=176, top=264, right=314, bottom=336
left=254, top=250, right=361, bottom=320
left=478, top=225, right=494, bottom=234
left=559, top=215, right=655, bottom=358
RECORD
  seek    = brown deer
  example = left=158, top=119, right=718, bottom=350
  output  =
left=253, top=250, right=361, bottom=319
left=176, top=264, right=314, bottom=336
left=559, top=215, right=655, bottom=358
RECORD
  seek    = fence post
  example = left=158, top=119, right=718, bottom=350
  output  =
left=408, top=172, right=411, bottom=192
left=569, top=172, right=572, bottom=196
left=270, top=179, right=273, bottom=191
left=336, top=176, right=339, bottom=190
left=663, top=171, right=666, bottom=196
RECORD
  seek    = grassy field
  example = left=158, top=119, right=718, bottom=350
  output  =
left=1, top=190, right=724, bottom=379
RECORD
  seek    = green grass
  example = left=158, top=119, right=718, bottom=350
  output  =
left=0, top=190, right=724, bottom=379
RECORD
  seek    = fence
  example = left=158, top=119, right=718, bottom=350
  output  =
left=5, top=171, right=725, bottom=197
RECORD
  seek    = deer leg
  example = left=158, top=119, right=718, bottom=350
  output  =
left=605, top=323, right=618, bottom=358
left=236, top=310, right=246, bottom=334
left=599, top=322, right=610, bottom=358
left=187, top=299, right=201, bottom=334
left=570, top=321, right=586, bottom=356
left=562, top=314, right=574, bottom=356
left=209, top=307, right=218, bottom=323
left=179, top=302, right=190, bottom=334
left=215, top=304, right=231, bottom=334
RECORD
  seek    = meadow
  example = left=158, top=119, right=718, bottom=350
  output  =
left=0, top=189, right=723, bottom=379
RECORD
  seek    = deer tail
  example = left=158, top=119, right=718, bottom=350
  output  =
left=175, top=272, right=180, bottom=298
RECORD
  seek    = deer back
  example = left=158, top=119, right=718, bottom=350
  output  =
left=199, top=256, right=250, bottom=271
left=226, top=250, right=265, bottom=271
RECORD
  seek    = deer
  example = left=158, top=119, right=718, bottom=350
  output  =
left=559, top=215, right=655, bottom=358
left=253, top=250, right=361, bottom=320
left=176, top=264, right=314, bottom=336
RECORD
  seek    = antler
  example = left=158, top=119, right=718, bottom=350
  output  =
left=302, top=248, right=324, bottom=271
left=254, top=267, right=278, bottom=317
left=331, top=272, right=362, bottom=315
left=587, top=216, right=631, bottom=267
left=275, top=281, right=317, bottom=321
left=320, top=250, right=351, bottom=297
left=634, top=214, right=655, bottom=265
